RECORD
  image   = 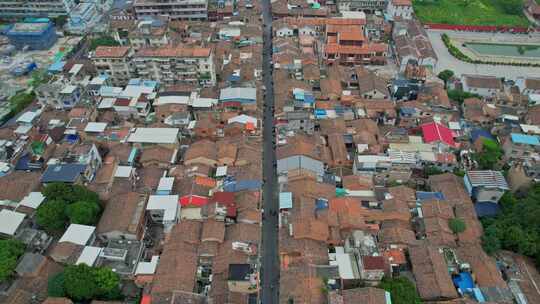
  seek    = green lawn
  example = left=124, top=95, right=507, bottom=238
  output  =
left=413, top=0, right=530, bottom=27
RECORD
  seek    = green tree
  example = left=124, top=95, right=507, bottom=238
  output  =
left=36, top=200, right=68, bottom=232
left=0, top=239, right=25, bottom=282
left=95, top=267, right=122, bottom=300
left=43, top=183, right=99, bottom=205
left=48, top=272, right=66, bottom=297
left=379, top=276, right=422, bottom=304
left=89, top=35, right=120, bottom=51
left=64, top=264, right=98, bottom=302
left=437, top=69, right=454, bottom=88
left=449, top=218, right=466, bottom=234
left=425, top=165, right=443, bottom=176
left=473, top=139, right=503, bottom=170
left=447, top=89, right=481, bottom=105
left=66, top=200, right=101, bottom=225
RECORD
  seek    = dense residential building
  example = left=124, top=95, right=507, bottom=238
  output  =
left=386, top=0, right=413, bottom=20
left=337, top=0, right=387, bottom=13
left=92, top=45, right=216, bottom=87
left=133, top=0, right=208, bottom=21
left=134, top=46, right=216, bottom=87
left=0, top=0, right=76, bottom=19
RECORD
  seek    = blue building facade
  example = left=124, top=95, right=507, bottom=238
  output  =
left=6, top=21, right=57, bottom=50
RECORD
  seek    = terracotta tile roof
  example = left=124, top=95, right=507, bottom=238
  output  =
left=151, top=221, right=202, bottom=295
left=293, top=218, right=329, bottom=242
left=136, top=46, right=211, bottom=58
left=194, top=176, right=217, bottom=188
left=140, top=146, right=175, bottom=165
left=94, top=46, right=130, bottom=58
left=378, top=225, right=417, bottom=246
left=340, top=287, right=388, bottom=304
left=383, top=248, right=407, bottom=265
left=362, top=256, right=387, bottom=270
left=0, top=171, right=41, bottom=201
left=96, top=192, right=145, bottom=236
left=201, top=220, right=225, bottom=243
left=428, top=173, right=472, bottom=206
left=456, top=245, right=507, bottom=289
left=325, top=43, right=387, bottom=55
left=409, top=244, right=459, bottom=301
left=43, top=298, right=74, bottom=304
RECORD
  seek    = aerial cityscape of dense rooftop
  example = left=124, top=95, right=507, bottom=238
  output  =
left=1, top=0, right=540, bottom=303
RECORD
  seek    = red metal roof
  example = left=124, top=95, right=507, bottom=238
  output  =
left=421, top=122, right=457, bottom=147
left=180, top=195, right=209, bottom=207
left=141, top=294, right=151, bottom=304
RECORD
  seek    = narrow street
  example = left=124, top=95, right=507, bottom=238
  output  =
left=260, top=0, right=279, bottom=302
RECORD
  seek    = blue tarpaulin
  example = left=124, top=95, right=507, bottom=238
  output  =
left=475, top=202, right=501, bottom=217
left=315, top=198, right=328, bottom=210
left=453, top=272, right=474, bottom=292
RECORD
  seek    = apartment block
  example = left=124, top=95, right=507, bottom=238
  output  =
left=0, top=0, right=77, bottom=19
left=92, top=46, right=216, bottom=87
left=134, top=46, right=216, bottom=87
left=133, top=0, right=208, bottom=21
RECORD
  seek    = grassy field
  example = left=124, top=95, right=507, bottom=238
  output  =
left=413, top=0, right=530, bottom=27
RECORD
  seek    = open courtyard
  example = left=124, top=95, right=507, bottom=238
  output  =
left=427, top=29, right=540, bottom=79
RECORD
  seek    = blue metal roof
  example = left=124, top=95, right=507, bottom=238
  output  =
left=475, top=202, right=501, bottom=217
left=279, top=192, right=293, bottom=209
left=471, top=129, right=494, bottom=142
left=510, top=133, right=540, bottom=146
left=41, top=164, right=86, bottom=183
left=48, top=61, right=65, bottom=73
left=400, top=107, right=416, bottom=115
left=416, top=191, right=445, bottom=202
left=315, top=198, right=328, bottom=210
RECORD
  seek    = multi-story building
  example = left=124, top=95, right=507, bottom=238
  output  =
left=5, top=21, right=57, bottom=50
left=0, top=0, right=77, bottom=19
left=337, top=0, right=386, bottom=13
left=92, top=46, right=132, bottom=86
left=323, top=18, right=388, bottom=65
left=133, top=0, right=208, bottom=21
left=92, top=45, right=216, bottom=87
left=133, top=46, right=215, bottom=87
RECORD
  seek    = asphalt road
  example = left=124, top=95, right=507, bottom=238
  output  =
left=260, top=0, right=279, bottom=303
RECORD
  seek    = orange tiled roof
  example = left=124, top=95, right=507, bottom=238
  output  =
left=325, top=43, right=387, bottom=55
left=195, top=176, right=216, bottom=187
left=94, top=46, right=130, bottom=58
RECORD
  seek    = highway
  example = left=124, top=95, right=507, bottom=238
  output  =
left=260, top=0, right=279, bottom=302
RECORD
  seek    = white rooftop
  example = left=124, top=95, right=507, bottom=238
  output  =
left=0, top=209, right=25, bottom=236
left=60, top=85, right=78, bottom=94
left=98, top=97, right=115, bottom=109
left=128, top=128, right=179, bottom=144
left=59, top=224, right=95, bottom=245
left=69, top=63, right=83, bottom=75
left=135, top=255, right=160, bottom=275
left=157, top=177, right=174, bottom=192
left=115, top=166, right=134, bottom=178
left=228, top=114, right=257, bottom=126
left=14, top=124, right=33, bottom=134
left=76, top=246, right=102, bottom=266
left=146, top=195, right=179, bottom=222
left=19, top=192, right=45, bottom=209
left=216, top=166, right=228, bottom=177
left=17, top=111, right=39, bottom=124
left=84, top=122, right=108, bottom=133
left=155, top=95, right=191, bottom=106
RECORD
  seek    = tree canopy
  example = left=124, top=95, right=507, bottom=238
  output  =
left=449, top=218, right=467, bottom=234
left=481, top=183, right=540, bottom=266
left=54, top=264, right=122, bottom=302
left=89, top=35, right=120, bottom=51
left=66, top=200, right=101, bottom=225
left=378, top=276, right=422, bottom=304
left=437, top=69, right=454, bottom=88
left=38, top=184, right=101, bottom=232
left=447, top=89, right=481, bottom=105
left=473, top=139, right=503, bottom=170
left=0, top=239, right=25, bottom=282
left=36, top=200, right=68, bottom=233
